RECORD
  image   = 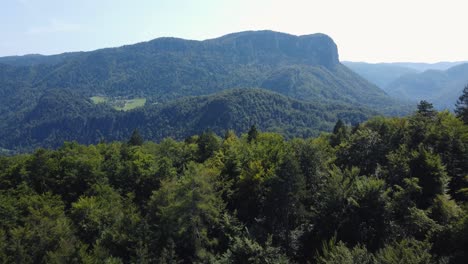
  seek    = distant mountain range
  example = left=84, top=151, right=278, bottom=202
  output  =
left=389, top=61, right=468, bottom=72
left=342, top=62, right=419, bottom=88
left=0, top=30, right=412, bottom=151
left=344, top=61, right=468, bottom=109
left=386, top=63, right=468, bottom=109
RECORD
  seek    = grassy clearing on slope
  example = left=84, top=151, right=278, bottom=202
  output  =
left=91, top=96, right=146, bottom=111
left=90, top=96, right=108, bottom=104
left=114, top=98, right=147, bottom=111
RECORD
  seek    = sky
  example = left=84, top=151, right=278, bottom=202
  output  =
left=1, top=0, right=468, bottom=62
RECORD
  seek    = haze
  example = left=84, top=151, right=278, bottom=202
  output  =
left=1, top=0, right=467, bottom=62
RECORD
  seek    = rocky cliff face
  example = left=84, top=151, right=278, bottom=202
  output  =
left=207, top=30, right=339, bottom=68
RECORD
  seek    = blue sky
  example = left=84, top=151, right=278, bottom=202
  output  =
left=1, top=0, right=468, bottom=62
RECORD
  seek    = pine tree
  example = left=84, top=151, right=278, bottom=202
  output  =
left=196, top=131, right=220, bottom=162
left=247, top=125, right=259, bottom=143
left=330, top=119, right=348, bottom=147
left=417, top=100, right=436, bottom=118
left=128, top=129, right=144, bottom=146
left=455, top=84, right=468, bottom=124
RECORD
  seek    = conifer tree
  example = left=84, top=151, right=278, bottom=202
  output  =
left=247, top=125, right=259, bottom=143
left=455, top=84, right=468, bottom=124
left=330, top=119, right=348, bottom=147
left=417, top=100, right=436, bottom=118
left=128, top=129, right=144, bottom=146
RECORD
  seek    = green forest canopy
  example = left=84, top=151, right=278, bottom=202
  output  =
left=0, top=105, right=467, bottom=263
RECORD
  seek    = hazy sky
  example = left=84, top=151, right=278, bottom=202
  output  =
left=1, top=0, right=467, bottom=62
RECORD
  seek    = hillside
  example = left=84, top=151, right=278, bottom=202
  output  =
left=0, top=30, right=416, bottom=151
left=0, top=88, right=377, bottom=151
left=386, top=63, right=468, bottom=109
left=344, top=61, right=468, bottom=90
left=0, top=52, right=82, bottom=66
left=343, top=61, right=418, bottom=88
left=260, top=64, right=410, bottom=114
left=391, top=61, right=468, bottom=72
left=0, top=31, right=409, bottom=115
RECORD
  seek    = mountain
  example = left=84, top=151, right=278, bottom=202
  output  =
left=0, top=52, right=82, bottom=67
left=390, top=61, right=468, bottom=72
left=2, top=31, right=344, bottom=104
left=260, top=64, right=408, bottom=113
left=0, top=30, right=407, bottom=112
left=0, top=88, right=377, bottom=151
left=385, top=63, right=468, bottom=109
left=343, top=61, right=468, bottom=89
left=344, top=61, right=468, bottom=109
left=0, top=30, right=413, bottom=151
left=343, top=61, right=418, bottom=88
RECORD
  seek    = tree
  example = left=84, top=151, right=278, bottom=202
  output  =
left=455, top=84, right=468, bottom=124
left=263, top=150, right=306, bottom=254
left=217, top=235, right=289, bottom=264
left=71, top=184, right=142, bottom=262
left=416, top=100, right=436, bottom=119
left=375, top=238, right=433, bottom=264
left=408, top=101, right=438, bottom=148
left=26, top=143, right=104, bottom=205
left=409, top=147, right=450, bottom=209
left=2, top=188, right=81, bottom=263
left=316, top=238, right=374, bottom=264
left=128, top=129, right=144, bottom=146
left=330, top=119, right=348, bottom=147
left=336, top=128, right=383, bottom=175
left=247, top=125, right=259, bottom=143
left=196, top=131, right=221, bottom=162
left=147, top=162, right=224, bottom=262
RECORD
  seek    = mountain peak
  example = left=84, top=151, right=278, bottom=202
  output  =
left=0, top=30, right=340, bottom=69
left=206, top=30, right=339, bottom=68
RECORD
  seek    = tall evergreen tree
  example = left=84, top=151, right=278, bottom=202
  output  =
left=196, top=131, right=221, bottom=162
left=417, top=100, right=436, bottom=118
left=128, top=129, right=144, bottom=146
left=330, top=119, right=348, bottom=147
left=455, top=84, right=468, bottom=124
left=410, top=147, right=450, bottom=209
left=247, top=125, right=259, bottom=143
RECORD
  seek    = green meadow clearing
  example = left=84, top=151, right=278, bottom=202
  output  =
left=90, top=96, right=146, bottom=111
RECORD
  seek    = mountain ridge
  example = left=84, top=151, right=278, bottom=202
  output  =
left=0, top=30, right=413, bottom=151
left=386, top=63, right=468, bottom=109
left=0, top=30, right=407, bottom=110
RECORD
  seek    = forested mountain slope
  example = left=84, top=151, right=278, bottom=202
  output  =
left=0, top=89, right=376, bottom=151
left=386, top=63, right=468, bottom=109
left=344, top=61, right=468, bottom=110
left=0, top=30, right=409, bottom=116
left=0, top=30, right=414, bottom=151
left=343, top=61, right=418, bottom=88
left=344, top=61, right=467, bottom=90
left=391, top=61, right=468, bottom=71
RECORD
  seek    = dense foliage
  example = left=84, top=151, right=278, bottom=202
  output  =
left=0, top=88, right=377, bottom=152
left=0, top=105, right=467, bottom=263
